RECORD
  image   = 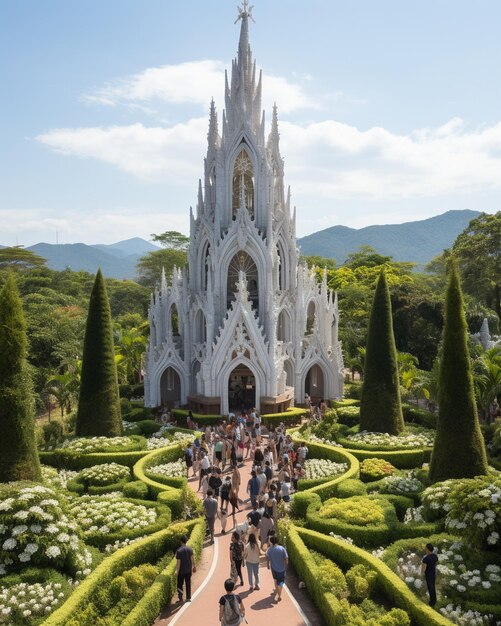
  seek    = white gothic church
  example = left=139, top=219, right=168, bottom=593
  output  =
left=144, top=2, right=344, bottom=414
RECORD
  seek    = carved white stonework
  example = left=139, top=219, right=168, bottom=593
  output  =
left=144, top=7, right=344, bottom=413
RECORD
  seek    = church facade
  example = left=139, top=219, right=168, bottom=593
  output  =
left=144, top=2, right=344, bottom=414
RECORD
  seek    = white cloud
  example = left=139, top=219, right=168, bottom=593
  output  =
left=84, top=59, right=316, bottom=114
left=37, top=116, right=501, bottom=202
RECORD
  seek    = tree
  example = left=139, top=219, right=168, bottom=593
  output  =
left=0, top=273, right=41, bottom=482
left=429, top=266, right=488, bottom=482
left=359, top=270, right=404, bottom=434
left=76, top=269, right=122, bottom=437
left=136, top=248, right=188, bottom=290
left=452, top=212, right=501, bottom=320
left=150, top=230, right=189, bottom=250
left=345, top=245, right=392, bottom=269
left=115, top=325, right=147, bottom=384
left=472, top=346, right=501, bottom=421
left=0, top=247, right=47, bottom=271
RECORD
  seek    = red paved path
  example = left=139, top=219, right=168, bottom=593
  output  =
left=165, top=455, right=310, bottom=626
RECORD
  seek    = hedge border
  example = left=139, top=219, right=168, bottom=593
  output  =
left=291, top=525, right=453, bottom=626
left=42, top=519, right=204, bottom=626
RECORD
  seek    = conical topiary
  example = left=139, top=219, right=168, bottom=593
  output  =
left=359, top=270, right=404, bottom=434
left=429, top=265, right=487, bottom=482
left=76, top=269, right=122, bottom=437
left=0, top=273, right=41, bottom=482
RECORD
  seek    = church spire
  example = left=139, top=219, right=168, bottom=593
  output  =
left=207, top=98, right=219, bottom=151
left=267, top=102, right=281, bottom=153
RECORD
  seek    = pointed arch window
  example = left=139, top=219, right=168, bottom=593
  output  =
left=232, top=148, right=254, bottom=219
left=227, top=251, right=259, bottom=312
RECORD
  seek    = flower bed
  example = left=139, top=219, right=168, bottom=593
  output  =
left=146, top=460, right=186, bottom=479
left=422, top=475, right=501, bottom=548
left=67, top=493, right=157, bottom=538
left=383, top=535, right=501, bottom=623
left=57, top=436, right=144, bottom=454
left=343, top=430, right=434, bottom=450
left=77, top=463, right=131, bottom=486
left=371, top=475, right=425, bottom=498
left=41, top=466, right=79, bottom=491
left=0, top=483, right=92, bottom=577
left=303, top=458, right=348, bottom=481
left=146, top=431, right=194, bottom=450
left=0, top=576, right=72, bottom=625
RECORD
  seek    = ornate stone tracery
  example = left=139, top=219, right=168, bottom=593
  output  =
left=144, top=8, right=344, bottom=413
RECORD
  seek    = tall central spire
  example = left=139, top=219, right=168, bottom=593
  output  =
left=224, top=1, right=262, bottom=139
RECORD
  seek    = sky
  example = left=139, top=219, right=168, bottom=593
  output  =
left=1, top=0, right=500, bottom=247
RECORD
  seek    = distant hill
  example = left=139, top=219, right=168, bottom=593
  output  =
left=297, top=210, right=481, bottom=266
left=23, top=238, right=160, bottom=279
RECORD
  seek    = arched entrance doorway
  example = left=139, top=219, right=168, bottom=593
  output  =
left=160, top=367, right=181, bottom=407
left=305, top=364, right=324, bottom=403
left=228, top=364, right=256, bottom=411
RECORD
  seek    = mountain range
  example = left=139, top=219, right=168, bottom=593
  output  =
left=2, top=210, right=480, bottom=279
left=297, top=209, right=480, bottom=266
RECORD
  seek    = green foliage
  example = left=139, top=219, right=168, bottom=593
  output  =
left=336, top=405, right=360, bottom=426
left=429, top=266, right=488, bottom=482
left=318, top=496, right=390, bottom=526
left=120, top=397, right=132, bottom=415
left=290, top=491, right=322, bottom=518
left=135, top=248, right=187, bottom=290
left=335, top=478, right=368, bottom=498
left=360, top=458, right=396, bottom=482
left=452, top=211, right=501, bottom=319
left=150, top=230, right=189, bottom=250
left=0, top=246, right=47, bottom=269
left=122, top=480, right=149, bottom=500
left=77, top=270, right=122, bottom=437
left=346, top=564, right=377, bottom=602
left=0, top=273, right=41, bottom=482
left=402, top=404, right=437, bottom=429
left=310, top=550, right=348, bottom=596
left=360, top=271, right=404, bottom=435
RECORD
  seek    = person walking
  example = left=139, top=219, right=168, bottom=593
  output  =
left=421, top=543, right=439, bottom=607
left=247, top=470, right=260, bottom=507
left=229, top=531, right=245, bottom=587
left=219, top=578, right=245, bottom=626
left=244, top=533, right=261, bottom=591
left=203, top=489, right=218, bottom=543
left=176, top=534, right=196, bottom=602
left=259, top=511, right=274, bottom=549
left=266, top=535, right=288, bottom=602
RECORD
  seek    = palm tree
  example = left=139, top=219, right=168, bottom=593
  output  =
left=473, top=346, right=501, bottom=421
left=115, top=325, right=147, bottom=384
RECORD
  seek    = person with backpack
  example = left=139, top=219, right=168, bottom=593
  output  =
left=184, top=445, right=194, bottom=477
left=219, top=578, right=245, bottom=626
left=229, top=531, right=245, bottom=587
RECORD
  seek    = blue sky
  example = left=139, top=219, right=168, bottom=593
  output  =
left=1, top=0, right=500, bottom=246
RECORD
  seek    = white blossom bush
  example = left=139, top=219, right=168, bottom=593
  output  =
left=67, top=494, right=157, bottom=536
left=0, top=483, right=91, bottom=577
left=146, top=431, right=193, bottom=450
left=103, top=535, right=146, bottom=554
left=345, top=430, right=434, bottom=449
left=423, top=475, right=501, bottom=548
left=439, top=604, right=495, bottom=626
left=378, top=475, right=424, bottom=497
left=77, top=463, right=130, bottom=486
left=0, top=580, right=70, bottom=625
left=403, top=506, right=425, bottom=524
left=306, top=434, right=342, bottom=448
left=56, top=436, right=141, bottom=454
left=146, top=459, right=186, bottom=478
left=41, top=466, right=79, bottom=490
left=393, top=538, right=501, bottom=608
left=303, top=458, right=348, bottom=480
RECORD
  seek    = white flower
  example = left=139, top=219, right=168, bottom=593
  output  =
left=2, top=538, right=17, bottom=550
left=45, top=546, right=62, bottom=559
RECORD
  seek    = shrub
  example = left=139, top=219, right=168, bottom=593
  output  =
left=360, top=271, right=404, bottom=435
left=123, top=481, right=149, bottom=500
left=42, top=421, right=65, bottom=446
left=429, top=266, right=488, bottom=482
left=0, top=274, right=41, bottom=482
left=135, top=420, right=161, bottom=436
left=261, top=407, right=308, bottom=427
left=361, top=458, right=396, bottom=482
left=336, top=405, right=361, bottom=427
left=127, top=407, right=156, bottom=422
left=0, top=482, right=92, bottom=577
left=336, top=479, right=368, bottom=498
left=319, top=496, right=389, bottom=526
left=402, top=405, right=437, bottom=429
left=310, top=550, right=348, bottom=596
left=120, top=398, right=132, bottom=415
left=346, top=563, right=377, bottom=602
left=290, top=491, right=321, bottom=518
left=76, top=270, right=122, bottom=437
left=77, top=463, right=130, bottom=487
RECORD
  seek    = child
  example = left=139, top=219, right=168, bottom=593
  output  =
left=219, top=508, right=228, bottom=535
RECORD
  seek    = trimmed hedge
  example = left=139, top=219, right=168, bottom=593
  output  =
left=39, top=449, right=150, bottom=470
left=334, top=444, right=431, bottom=469
left=402, top=404, right=437, bottom=429
left=121, top=517, right=205, bottom=626
left=172, top=409, right=221, bottom=426
left=292, top=525, right=453, bottom=626
left=67, top=476, right=130, bottom=495
left=261, top=407, right=308, bottom=427
left=42, top=519, right=204, bottom=626
left=289, top=432, right=360, bottom=500
left=331, top=398, right=360, bottom=408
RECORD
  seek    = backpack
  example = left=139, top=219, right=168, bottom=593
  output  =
left=231, top=540, right=244, bottom=560
left=222, top=594, right=242, bottom=626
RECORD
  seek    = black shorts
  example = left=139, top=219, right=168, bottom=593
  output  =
left=215, top=451, right=222, bottom=461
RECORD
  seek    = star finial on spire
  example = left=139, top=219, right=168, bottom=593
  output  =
left=235, top=0, right=255, bottom=24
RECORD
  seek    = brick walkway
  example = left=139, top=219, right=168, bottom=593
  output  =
left=155, top=453, right=320, bottom=626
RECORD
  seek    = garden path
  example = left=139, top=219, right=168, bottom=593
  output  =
left=155, top=448, right=319, bottom=626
